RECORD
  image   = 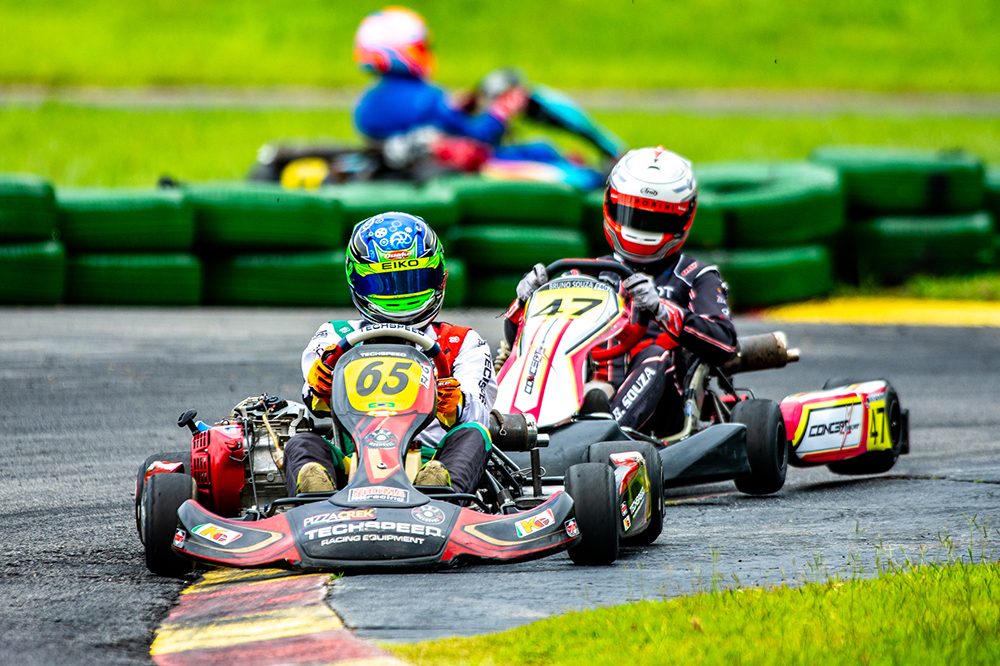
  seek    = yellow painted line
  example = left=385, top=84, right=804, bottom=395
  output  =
left=181, top=567, right=305, bottom=594
left=763, top=297, right=1000, bottom=327
left=151, top=604, right=344, bottom=655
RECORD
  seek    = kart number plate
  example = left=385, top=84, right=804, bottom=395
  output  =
left=526, top=288, right=613, bottom=323
left=342, top=357, right=422, bottom=412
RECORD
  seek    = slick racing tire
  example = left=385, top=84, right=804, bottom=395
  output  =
left=693, top=161, right=845, bottom=247
left=135, top=452, right=191, bottom=544
left=732, top=399, right=788, bottom=495
left=810, top=146, right=985, bottom=214
left=0, top=174, right=57, bottom=242
left=142, top=472, right=196, bottom=577
left=587, top=441, right=663, bottom=548
left=0, top=241, right=66, bottom=304
left=826, top=382, right=903, bottom=476
left=564, top=462, right=619, bottom=565
left=56, top=188, right=193, bottom=252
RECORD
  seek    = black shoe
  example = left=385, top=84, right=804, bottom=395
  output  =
left=579, top=388, right=612, bottom=416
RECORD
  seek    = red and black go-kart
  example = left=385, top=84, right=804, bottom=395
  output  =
left=494, top=259, right=911, bottom=518
left=136, top=324, right=645, bottom=577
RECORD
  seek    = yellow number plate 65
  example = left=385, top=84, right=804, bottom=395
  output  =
left=342, top=357, right=422, bottom=413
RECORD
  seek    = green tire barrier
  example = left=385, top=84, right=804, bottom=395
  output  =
left=447, top=226, right=588, bottom=272
left=443, top=257, right=467, bottom=308
left=204, top=251, right=351, bottom=306
left=580, top=189, right=607, bottom=254
left=56, top=188, right=193, bottom=252
left=694, top=162, right=845, bottom=248
left=323, top=181, right=459, bottom=239
left=853, top=211, right=996, bottom=284
left=65, top=254, right=202, bottom=305
left=467, top=273, right=520, bottom=308
left=435, top=175, right=582, bottom=227
left=985, top=166, right=1000, bottom=222
left=184, top=183, right=342, bottom=251
left=0, top=241, right=66, bottom=304
left=810, top=146, right=985, bottom=215
left=691, top=245, right=835, bottom=309
left=0, top=174, right=57, bottom=242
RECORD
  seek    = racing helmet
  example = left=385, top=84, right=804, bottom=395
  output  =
left=346, top=212, right=447, bottom=328
left=353, top=7, right=434, bottom=79
left=603, top=146, right=698, bottom=263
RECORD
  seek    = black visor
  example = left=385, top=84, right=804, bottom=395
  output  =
left=605, top=189, right=695, bottom=235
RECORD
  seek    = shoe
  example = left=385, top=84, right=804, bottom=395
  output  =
left=413, top=460, right=451, bottom=488
left=579, top=387, right=612, bottom=416
left=297, top=462, right=334, bottom=493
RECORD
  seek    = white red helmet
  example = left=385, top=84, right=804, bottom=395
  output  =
left=353, top=7, right=434, bottom=79
left=603, top=146, right=697, bottom=263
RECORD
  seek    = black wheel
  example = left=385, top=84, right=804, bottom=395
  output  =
left=564, top=463, right=619, bottom=565
left=587, top=441, right=663, bottom=547
left=134, top=451, right=190, bottom=544
left=142, top=473, right=196, bottom=577
left=827, top=386, right=903, bottom=476
left=732, top=399, right=788, bottom=495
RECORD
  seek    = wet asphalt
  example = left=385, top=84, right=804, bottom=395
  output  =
left=1, top=307, right=998, bottom=662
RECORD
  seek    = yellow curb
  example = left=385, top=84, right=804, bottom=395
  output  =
left=151, top=604, right=344, bottom=655
left=181, top=567, right=311, bottom=594
left=762, top=297, right=1000, bottom=327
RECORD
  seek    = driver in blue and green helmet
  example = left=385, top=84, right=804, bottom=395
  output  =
left=282, top=212, right=497, bottom=495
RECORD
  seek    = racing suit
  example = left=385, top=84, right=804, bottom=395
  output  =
left=284, top=319, right=498, bottom=495
left=503, top=253, right=737, bottom=437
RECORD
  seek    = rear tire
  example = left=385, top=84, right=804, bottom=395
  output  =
left=142, top=473, right=196, bottom=577
left=732, top=399, right=788, bottom=495
left=564, top=463, right=619, bottom=565
left=827, top=386, right=902, bottom=475
left=587, top=442, right=663, bottom=547
left=135, top=451, right=190, bottom=544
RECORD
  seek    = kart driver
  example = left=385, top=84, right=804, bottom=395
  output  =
left=353, top=7, right=528, bottom=168
left=502, top=146, right=737, bottom=437
left=282, top=212, right=497, bottom=495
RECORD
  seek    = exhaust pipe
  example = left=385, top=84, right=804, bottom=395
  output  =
left=721, top=331, right=800, bottom=375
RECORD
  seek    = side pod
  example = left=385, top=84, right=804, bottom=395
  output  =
left=660, top=424, right=750, bottom=488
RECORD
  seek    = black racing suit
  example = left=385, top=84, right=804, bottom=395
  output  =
left=504, top=252, right=737, bottom=437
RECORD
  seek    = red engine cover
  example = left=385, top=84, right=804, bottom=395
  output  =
left=190, top=424, right=245, bottom=517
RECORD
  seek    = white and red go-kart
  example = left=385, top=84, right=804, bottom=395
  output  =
left=495, top=259, right=910, bottom=531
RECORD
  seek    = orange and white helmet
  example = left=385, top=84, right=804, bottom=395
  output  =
left=353, top=7, right=434, bottom=79
left=603, top=147, right=697, bottom=263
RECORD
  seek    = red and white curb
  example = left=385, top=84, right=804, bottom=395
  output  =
left=151, top=568, right=407, bottom=666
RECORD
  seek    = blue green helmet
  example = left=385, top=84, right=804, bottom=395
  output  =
left=346, top=212, right=447, bottom=328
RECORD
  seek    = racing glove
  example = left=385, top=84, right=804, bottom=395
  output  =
left=516, top=263, right=549, bottom=304
left=306, top=346, right=345, bottom=398
left=435, top=377, right=464, bottom=429
left=622, top=272, right=685, bottom=339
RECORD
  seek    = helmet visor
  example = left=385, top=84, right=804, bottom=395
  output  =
left=605, top=189, right=694, bottom=236
left=351, top=265, right=445, bottom=298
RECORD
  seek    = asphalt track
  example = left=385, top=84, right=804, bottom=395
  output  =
left=1, top=306, right=999, bottom=663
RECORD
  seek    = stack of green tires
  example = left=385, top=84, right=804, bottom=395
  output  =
left=0, top=174, right=64, bottom=304
left=811, top=147, right=995, bottom=284
left=186, top=182, right=345, bottom=305
left=57, top=188, right=201, bottom=305
left=687, top=162, right=843, bottom=307
left=322, top=181, right=460, bottom=241
left=985, top=166, right=1000, bottom=267
left=436, top=176, right=588, bottom=307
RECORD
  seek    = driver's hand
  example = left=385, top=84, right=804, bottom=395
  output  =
left=516, top=263, right=549, bottom=304
left=622, top=273, right=685, bottom=337
left=487, top=85, right=529, bottom=124
left=306, top=346, right=344, bottom=397
left=435, top=377, right=464, bottom=428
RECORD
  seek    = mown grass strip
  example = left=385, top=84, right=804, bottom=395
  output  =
left=835, top=272, right=1000, bottom=301
left=2, top=104, right=999, bottom=187
left=389, top=561, right=1000, bottom=666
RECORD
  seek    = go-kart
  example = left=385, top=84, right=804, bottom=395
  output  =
left=246, top=68, right=627, bottom=190
left=495, top=259, right=910, bottom=549
left=136, top=324, right=628, bottom=577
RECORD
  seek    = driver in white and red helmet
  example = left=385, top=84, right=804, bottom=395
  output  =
left=506, top=147, right=737, bottom=435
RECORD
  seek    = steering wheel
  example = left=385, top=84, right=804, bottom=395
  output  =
left=332, top=324, right=450, bottom=378
left=542, top=259, right=650, bottom=363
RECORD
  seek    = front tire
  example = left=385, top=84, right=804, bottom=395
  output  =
left=135, top=451, right=190, bottom=544
left=732, top=399, right=788, bottom=495
left=587, top=441, right=663, bottom=547
left=827, top=385, right=902, bottom=475
left=564, top=463, right=619, bottom=565
left=142, top=473, right=196, bottom=577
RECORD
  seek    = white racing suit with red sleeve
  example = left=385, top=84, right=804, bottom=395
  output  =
left=503, top=253, right=737, bottom=437
left=286, top=319, right=498, bottom=494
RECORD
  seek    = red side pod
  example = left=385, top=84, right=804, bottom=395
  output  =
left=781, top=381, right=892, bottom=464
left=190, top=425, right=245, bottom=517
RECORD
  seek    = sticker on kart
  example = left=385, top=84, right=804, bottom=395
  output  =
left=341, top=356, right=423, bottom=413
left=526, top=286, right=614, bottom=324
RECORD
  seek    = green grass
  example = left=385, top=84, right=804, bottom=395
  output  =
left=2, top=103, right=999, bottom=188
left=1, top=0, right=999, bottom=91
left=390, top=562, right=1000, bottom=666
left=837, top=272, right=1000, bottom=301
